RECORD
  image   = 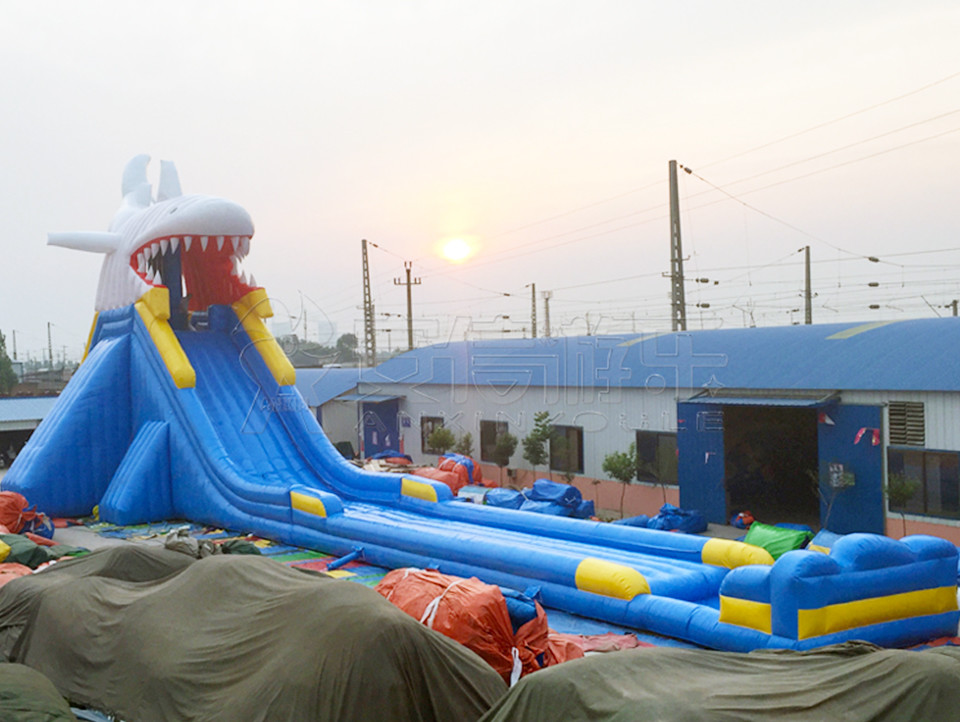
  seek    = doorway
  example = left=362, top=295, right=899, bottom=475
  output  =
left=723, top=405, right=820, bottom=529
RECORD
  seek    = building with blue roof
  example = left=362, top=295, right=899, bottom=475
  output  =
left=319, top=318, right=960, bottom=543
left=0, top=396, right=59, bottom=468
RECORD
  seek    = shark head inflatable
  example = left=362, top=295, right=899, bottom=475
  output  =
left=49, top=154, right=258, bottom=313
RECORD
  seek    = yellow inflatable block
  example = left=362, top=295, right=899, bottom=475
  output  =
left=575, top=558, right=650, bottom=600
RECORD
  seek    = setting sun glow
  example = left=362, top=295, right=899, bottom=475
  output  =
left=440, top=237, right=474, bottom=263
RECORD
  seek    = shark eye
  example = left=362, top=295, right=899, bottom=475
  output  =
left=168, top=207, right=178, bottom=214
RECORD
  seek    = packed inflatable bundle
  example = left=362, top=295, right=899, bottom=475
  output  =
left=376, top=568, right=552, bottom=684
left=519, top=480, right=594, bottom=518
left=743, top=521, right=813, bottom=560
left=646, top=503, right=707, bottom=534
left=0, top=491, right=52, bottom=537
left=438, top=453, right=482, bottom=489
left=414, top=466, right=468, bottom=494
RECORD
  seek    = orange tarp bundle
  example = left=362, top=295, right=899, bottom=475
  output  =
left=437, top=455, right=482, bottom=489
left=376, top=568, right=555, bottom=684
left=0, top=492, right=41, bottom=534
left=411, top=466, right=466, bottom=494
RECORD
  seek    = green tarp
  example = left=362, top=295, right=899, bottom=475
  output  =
left=2, top=547, right=506, bottom=721
left=0, top=663, right=77, bottom=722
left=479, top=642, right=960, bottom=722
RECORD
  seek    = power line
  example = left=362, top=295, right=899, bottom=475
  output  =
left=699, top=71, right=960, bottom=169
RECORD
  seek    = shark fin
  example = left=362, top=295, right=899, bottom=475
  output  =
left=157, top=160, right=182, bottom=201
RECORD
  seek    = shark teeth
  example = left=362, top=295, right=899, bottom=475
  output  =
left=248, top=273, right=257, bottom=287
left=216, top=235, right=225, bottom=251
left=241, top=235, right=250, bottom=257
left=137, top=253, right=145, bottom=274
left=183, top=236, right=193, bottom=252
left=169, top=237, right=179, bottom=253
left=159, top=239, right=169, bottom=255
left=200, top=236, right=209, bottom=251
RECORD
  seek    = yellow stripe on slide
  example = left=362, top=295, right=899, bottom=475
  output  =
left=135, top=288, right=196, bottom=389
left=575, top=558, right=650, bottom=600
left=797, top=585, right=958, bottom=640
left=232, top=289, right=296, bottom=387
left=290, top=491, right=327, bottom=518
left=401, top=478, right=439, bottom=503
left=719, top=595, right=772, bottom=633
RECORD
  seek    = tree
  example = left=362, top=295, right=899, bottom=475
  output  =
left=490, top=432, right=518, bottom=486
left=602, top=443, right=638, bottom=519
left=522, top=411, right=552, bottom=479
left=426, top=426, right=456, bottom=456
left=334, top=333, right=359, bottom=364
left=0, top=332, right=17, bottom=395
left=886, top=472, right=919, bottom=538
left=453, top=432, right=474, bottom=458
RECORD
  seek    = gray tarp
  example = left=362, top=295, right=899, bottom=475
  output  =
left=2, top=548, right=506, bottom=721
left=0, top=544, right=194, bottom=662
left=0, top=663, right=77, bottom=721
left=478, top=641, right=960, bottom=722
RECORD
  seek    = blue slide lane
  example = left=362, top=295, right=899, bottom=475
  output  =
left=5, top=303, right=958, bottom=652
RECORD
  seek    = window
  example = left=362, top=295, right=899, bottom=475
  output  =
left=888, top=402, right=924, bottom=446
left=480, top=420, right=508, bottom=463
left=550, top=425, right=584, bottom=474
left=888, top=448, right=960, bottom=519
left=420, top=416, right=444, bottom=454
left=636, top=431, right=678, bottom=486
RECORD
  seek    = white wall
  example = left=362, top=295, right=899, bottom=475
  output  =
left=383, top=381, right=679, bottom=477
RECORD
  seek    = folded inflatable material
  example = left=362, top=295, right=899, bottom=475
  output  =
left=0, top=663, right=77, bottom=722
left=477, top=642, right=960, bottom=722
left=647, top=503, right=707, bottom=534
left=484, top=488, right=525, bottom=510
left=529, top=479, right=582, bottom=507
left=743, top=521, right=812, bottom=560
left=572, top=499, right=595, bottom=519
left=519, top=499, right=572, bottom=516
left=6, top=553, right=506, bottom=722
left=440, top=454, right=481, bottom=484
left=412, top=466, right=465, bottom=494
left=0, top=534, right=83, bottom=570
left=376, top=567, right=549, bottom=684
left=612, top=514, right=650, bottom=527
left=808, top=528, right=844, bottom=554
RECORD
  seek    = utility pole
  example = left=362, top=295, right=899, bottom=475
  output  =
left=542, top=290, right=552, bottom=337
left=11, top=330, right=16, bottom=360
left=394, top=261, right=421, bottom=351
left=361, top=239, right=376, bottom=366
left=47, top=322, right=53, bottom=367
left=668, top=160, right=687, bottom=331
left=804, top=245, right=813, bottom=325
left=530, top=283, right=537, bottom=338
left=948, top=300, right=958, bottom=317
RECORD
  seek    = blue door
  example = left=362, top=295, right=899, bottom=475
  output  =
left=817, top=403, right=884, bottom=534
left=678, top=402, right=727, bottom=523
left=361, top=399, right=400, bottom=458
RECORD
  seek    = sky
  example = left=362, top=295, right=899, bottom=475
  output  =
left=1, top=1, right=958, bottom=363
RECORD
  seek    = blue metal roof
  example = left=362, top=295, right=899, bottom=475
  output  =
left=0, top=396, right=59, bottom=424
left=362, top=318, right=960, bottom=393
left=294, top=368, right=361, bottom=406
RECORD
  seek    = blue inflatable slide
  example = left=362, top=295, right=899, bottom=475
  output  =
left=6, top=156, right=957, bottom=653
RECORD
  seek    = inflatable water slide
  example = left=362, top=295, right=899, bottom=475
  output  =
left=5, top=157, right=957, bottom=652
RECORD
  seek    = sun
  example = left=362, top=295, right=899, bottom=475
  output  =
left=440, top=237, right=474, bottom=263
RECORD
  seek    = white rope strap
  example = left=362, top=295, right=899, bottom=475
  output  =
left=419, top=579, right=464, bottom=628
